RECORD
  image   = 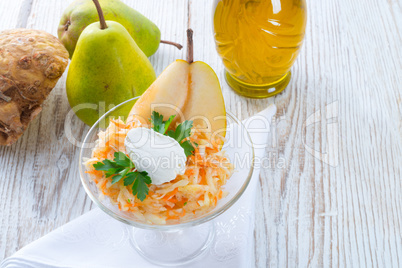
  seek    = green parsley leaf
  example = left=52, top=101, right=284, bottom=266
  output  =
left=151, top=111, right=175, bottom=134
left=111, top=167, right=130, bottom=184
left=167, top=120, right=193, bottom=142
left=151, top=111, right=164, bottom=133
left=124, top=171, right=152, bottom=201
left=123, top=172, right=135, bottom=186
left=152, top=113, right=196, bottom=157
left=166, top=130, right=174, bottom=139
left=93, top=153, right=152, bottom=201
left=167, top=120, right=196, bottom=156
left=105, top=168, right=122, bottom=178
left=111, top=174, right=123, bottom=184
left=113, top=152, right=134, bottom=168
left=93, top=159, right=119, bottom=171
left=93, top=160, right=124, bottom=177
left=164, top=115, right=175, bottom=134
left=180, top=140, right=196, bottom=157
left=132, top=171, right=152, bottom=201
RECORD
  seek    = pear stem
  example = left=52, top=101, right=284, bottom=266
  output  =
left=186, top=29, right=193, bottom=64
left=92, top=0, right=108, bottom=29
left=160, top=40, right=183, bottom=50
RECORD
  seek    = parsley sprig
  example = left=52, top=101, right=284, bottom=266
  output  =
left=151, top=111, right=196, bottom=157
left=151, top=112, right=175, bottom=135
left=93, top=152, right=151, bottom=201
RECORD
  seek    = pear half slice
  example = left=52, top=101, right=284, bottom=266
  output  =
left=128, top=59, right=226, bottom=139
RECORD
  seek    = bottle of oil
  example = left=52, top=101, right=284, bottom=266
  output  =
left=213, top=0, right=307, bottom=98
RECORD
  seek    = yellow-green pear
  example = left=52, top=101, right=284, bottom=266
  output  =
left=67, top=1, right=156, bottom=126
left=58, top=0, right=160, bottom=58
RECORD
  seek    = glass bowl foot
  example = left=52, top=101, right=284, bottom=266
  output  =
left=129, top=221, right=215, bottom=266
left=224, top=70, right=291, bottom=99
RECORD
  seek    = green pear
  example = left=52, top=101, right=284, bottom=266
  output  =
left=66, top=18, right=156, bottom=126
left=58, top=0, right=160, bottom=58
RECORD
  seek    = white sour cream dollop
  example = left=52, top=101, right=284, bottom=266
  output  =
left=124, top=127, right=187, bottom=185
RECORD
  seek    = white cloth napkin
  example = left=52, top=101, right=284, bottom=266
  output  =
left=1, top=105, right=276, bottom=268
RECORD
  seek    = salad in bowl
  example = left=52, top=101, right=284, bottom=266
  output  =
left=83, top=110, right=234, bottom=225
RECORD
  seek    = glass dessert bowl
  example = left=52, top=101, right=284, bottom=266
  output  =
left=79, top=97, right=254, bottom=266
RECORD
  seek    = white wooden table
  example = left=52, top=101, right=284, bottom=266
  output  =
left=1, top=0, right=401, bottom=266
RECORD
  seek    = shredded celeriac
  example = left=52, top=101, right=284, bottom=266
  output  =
left=84, top=118, right=234, bottom=225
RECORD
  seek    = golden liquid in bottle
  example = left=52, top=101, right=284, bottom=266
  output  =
left=213, top=0, right=306, bottom=98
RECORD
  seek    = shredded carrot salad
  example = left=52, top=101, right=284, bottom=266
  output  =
left=84, top=118, right=234, bottom=225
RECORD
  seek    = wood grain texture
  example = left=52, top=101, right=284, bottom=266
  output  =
left=252, top=0, right=402, bottom=267
left=0, top=0, right=401, bottom=267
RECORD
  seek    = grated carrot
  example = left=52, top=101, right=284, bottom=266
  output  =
left=218, top=190, right=223, bottom=199
left=162, top=188, right=178, bottom=201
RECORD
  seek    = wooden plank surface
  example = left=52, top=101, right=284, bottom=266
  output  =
left=0, top=0, right=401, bottom=266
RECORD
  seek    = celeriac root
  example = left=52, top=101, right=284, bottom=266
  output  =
left=0, top=29, right=69, bottom=145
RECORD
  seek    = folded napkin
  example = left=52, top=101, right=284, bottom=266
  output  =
left=1, top=105, right=276, bottom=268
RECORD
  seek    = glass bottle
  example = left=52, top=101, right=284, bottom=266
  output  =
left=213, top=0, right=307, bottom=98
